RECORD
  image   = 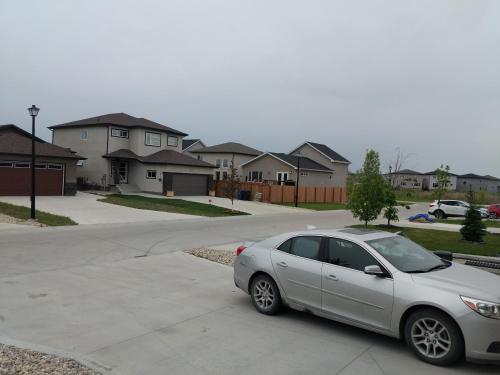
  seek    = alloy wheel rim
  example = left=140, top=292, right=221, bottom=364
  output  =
left=253, top=280, right=275, bottom=309
left=411, top=318, right=451, bottom=359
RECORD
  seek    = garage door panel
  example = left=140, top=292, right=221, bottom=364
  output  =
left=170, top=174, right=208, bottom=196
left=0, top=166, right=63, bottom=196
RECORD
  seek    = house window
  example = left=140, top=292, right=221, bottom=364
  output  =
left=223, top=159, right=228, bottom=168
left=146, top=170, right=157, bottom=179
left=80, top=130, right=88, bottom=140
left=111, top=128, right=129, bottom=138
left=0, top=161, right=13, bottom=168
left=197, top=155, right=203, bottom=161
left=14, top=162, right=30, bottom=168
left=48, top=164, right=63, bottom=170
left=277, top=172, right=289, bottom=184
left=216, top=159, right=221, bottom=167
left=145, top=132, right=161, bottom=147
left=167, top=136, right=178, bottom=147
left=248, top=171, right=263, bottom=182
left=35, top=163, right=47, bottom=169
left=76, top=160, right=84, bottom=167
left=300, top=172, right=308, bottom=177
left=432, top=182, right=438, bottom=188
left=222, top=171, right=228, bottom=180
left=215, top=171, right=221, bottom=180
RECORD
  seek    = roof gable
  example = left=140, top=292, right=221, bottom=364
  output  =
left=48, top=113, right=187, bottom=136
left=241, top=152, right=333, bottom=172
left=192, top=142, right=261, bottom=156
left=290, top=142, right=350, bottom=163
left=103, top=149, right=215, bottom=168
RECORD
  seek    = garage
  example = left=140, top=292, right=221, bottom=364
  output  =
left=0, top=124, right=83, bottom=196
left=0, top=161, right=64, bottom=196
left=163, top=172, right=209, bottom=196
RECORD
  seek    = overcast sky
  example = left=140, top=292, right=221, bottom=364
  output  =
left=1, top=0, right=499, bottom=174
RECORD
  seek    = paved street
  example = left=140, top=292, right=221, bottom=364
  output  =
left=0, top=204, right=498, bottom=374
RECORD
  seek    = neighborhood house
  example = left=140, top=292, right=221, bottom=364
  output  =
left=50, top=113, right=216, bottom=196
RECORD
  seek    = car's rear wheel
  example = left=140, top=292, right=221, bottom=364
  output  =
left=404, top=309, right=464, bottom=366
left=250, top=274, right=282, bottom=315
left=434, top=210, right=445, bottom=219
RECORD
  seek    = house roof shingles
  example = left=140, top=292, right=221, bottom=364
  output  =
left=269, top=153, right=333, bottom=171
left=305, top=142, right=350, bottom=163
left=48, top=113, right=187, bottom=136
left=389, top=169, right=422, bottom=175
left=104, top=149, right=215, bottom=168
left=192, top=142, right=261, bottom=156
left=458, top=173, right=500, bottom=181
left=0, top=124, right=83, bottom=159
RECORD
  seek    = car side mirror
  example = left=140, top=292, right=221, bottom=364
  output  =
left=364, top=265, right=384, bottom=276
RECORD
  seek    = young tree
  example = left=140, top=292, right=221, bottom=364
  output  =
left=222, top=155, right=241, bottom=212
left=460, top=206, right=487, bottom=242
left=383, top=184, right=399, bottom=226
left=347, top=150, right=387, bottom=227
left=433, top=164, right=451, bottom=202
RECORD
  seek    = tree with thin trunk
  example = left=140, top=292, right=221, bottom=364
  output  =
left=347, top=150, right=386, bottom=227
left=222, top=155, right=241, bottom=212
left=383, top=183, right=399, bottom=226
left=433, top=164, right=450, bottom=203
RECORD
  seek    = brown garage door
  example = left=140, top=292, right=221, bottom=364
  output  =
left=163, top=173, right=209, bottom=196
left=0, top=161, right=64, bottom=196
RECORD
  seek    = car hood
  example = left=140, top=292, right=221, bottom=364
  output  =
left=411, top=263, right=500, bottom=302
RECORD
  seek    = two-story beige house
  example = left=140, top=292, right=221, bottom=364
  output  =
left=50, top=113, right=216, bottom=195
left=189, top=142, right=261, bottom=181
left=240, top=142, right=350, bottom=187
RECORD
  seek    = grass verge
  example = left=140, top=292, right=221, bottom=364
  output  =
left=0, top=202, right=77, bottom=226
left=98, top=194, right=248, bottom=217
left=279, top=202, right=347, bottom=210
left=435, top=219, right=500, bottom=229
left=351, top=224, right=500, bottom=257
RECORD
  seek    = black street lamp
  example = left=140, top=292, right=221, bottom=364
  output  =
left=28, top=105, right=40, bottom=219
left=295, top=154, right=301, bottom=207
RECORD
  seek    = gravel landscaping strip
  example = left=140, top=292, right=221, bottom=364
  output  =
left=0, top=344, right=100, bottom=375
left=185, top=248, right=236, bottom=266
left=0, top=213, right=44, bottom=227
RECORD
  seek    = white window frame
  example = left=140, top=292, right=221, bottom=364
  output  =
left=223, top=159, right=228, bottom=168
left=167, top=135, right=178, bottom=147
left=146, top=170, right=157, bottom=179
left=277, top=172, right=288, bottom=184
left=0, top=161, right=13, bottom=168
left=216, top=159, right=221, bottom=167
left=111, top=128, right=129, bottom=138
left=248, top=171, right=263, bottom=182
left=80, top=130, right=88, bottom=140
left=145, top=131, right=161, bottom=147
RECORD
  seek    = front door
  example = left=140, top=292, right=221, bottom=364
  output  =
left=277, top=172, right=288, bottom=185
left=270, top=236, right=323, bottom=310
left=112, top=160, right=128, bottom=184
left=321, top=237, right=394, bottom=331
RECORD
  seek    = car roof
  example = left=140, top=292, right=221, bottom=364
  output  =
left=270, top=228, right=399, bottom=243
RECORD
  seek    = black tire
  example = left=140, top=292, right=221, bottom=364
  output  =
left=434, top=210, right=446, bottom=219
left=404, top=309, right=464, bottom=366
left=250, top=274, right=282, bottom=315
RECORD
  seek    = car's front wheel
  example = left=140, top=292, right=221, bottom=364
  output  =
left=250, top=274, right=282, bottom=315
left=404, top=309, right=464, bottom=366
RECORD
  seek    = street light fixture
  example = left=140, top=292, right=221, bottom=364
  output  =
left=28, top=105, right=40, bottom=219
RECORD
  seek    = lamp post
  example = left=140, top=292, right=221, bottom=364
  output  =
left=295, top=154, right=301, bottom=207
left=28, top=105, right=40, bottom=219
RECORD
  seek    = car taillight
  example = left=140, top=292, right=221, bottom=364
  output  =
left=236, top=245, right=246, bottom=256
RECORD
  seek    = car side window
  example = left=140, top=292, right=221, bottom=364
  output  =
left=277, top=239, right=292, bottom=253
left=327, top=238, right=378, bottom=272
left=290, top=236, right=322, bottom=260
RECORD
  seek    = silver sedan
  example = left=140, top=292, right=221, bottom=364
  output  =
left=233, top=228, right=500, bottom=366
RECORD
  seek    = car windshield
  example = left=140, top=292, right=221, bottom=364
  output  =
left=366, top=236, right=449, bottom=273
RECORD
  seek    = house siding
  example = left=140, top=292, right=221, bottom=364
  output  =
left=293, top=144, right=349, bottom=187
left=240, top=154, right=334, bottom=186
left=456, top=178, right=500, bottom=194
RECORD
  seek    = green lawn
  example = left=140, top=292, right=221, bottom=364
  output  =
left=435, top=218, right=500, bottom=228
left=0, top=202, right=77, bottom=226
left=280, top=202, right=347, bottom=210
left=98, top=194, right=248, bottom=217
left=351, top=224, right=500, bottom=257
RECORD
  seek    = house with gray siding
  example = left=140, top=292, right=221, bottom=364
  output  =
left=50, top=113, right=215, bottom=196
left=385, top=169, right=425, bottom=189
left=190, top=142, right=261, bottom=181
left=457, top=173, right=500, bottom=194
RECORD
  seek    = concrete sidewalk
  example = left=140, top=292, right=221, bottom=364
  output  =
left=398, top=220, right=500, bottom=234
left=176, top=196, right=311, bottom=215
left=0, top=192, right=201, bottom=225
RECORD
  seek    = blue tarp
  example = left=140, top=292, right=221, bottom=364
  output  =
left=408, top=213, right=435, bottom=223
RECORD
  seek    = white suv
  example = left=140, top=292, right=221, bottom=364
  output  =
left=428, top=200, right=470, bottom=219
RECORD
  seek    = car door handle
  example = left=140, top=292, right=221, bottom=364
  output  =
left=277, top=261, right=288, bottom=268
left=326, top=274, right=338, bottom=281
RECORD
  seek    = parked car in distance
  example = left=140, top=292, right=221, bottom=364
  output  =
left=478, top=207, right=490, bottom=219
left=234, top=229, right=500, bottom=366
left=488, top=204, right=500, bottom=219
left=428, top=200, right=470, bottom=219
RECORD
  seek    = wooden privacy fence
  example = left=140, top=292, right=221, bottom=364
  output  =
left=214, top=181, right=347, bottom=204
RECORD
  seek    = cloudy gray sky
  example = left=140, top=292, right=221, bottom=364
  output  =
left=1, top=0, right=499, bottom=174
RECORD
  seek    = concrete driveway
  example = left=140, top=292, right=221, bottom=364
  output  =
left=0, top=192, right=201, bottom=225
left=177, top=196, right=311, bottom=215
left=0, top=250, right=497, bottom=374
